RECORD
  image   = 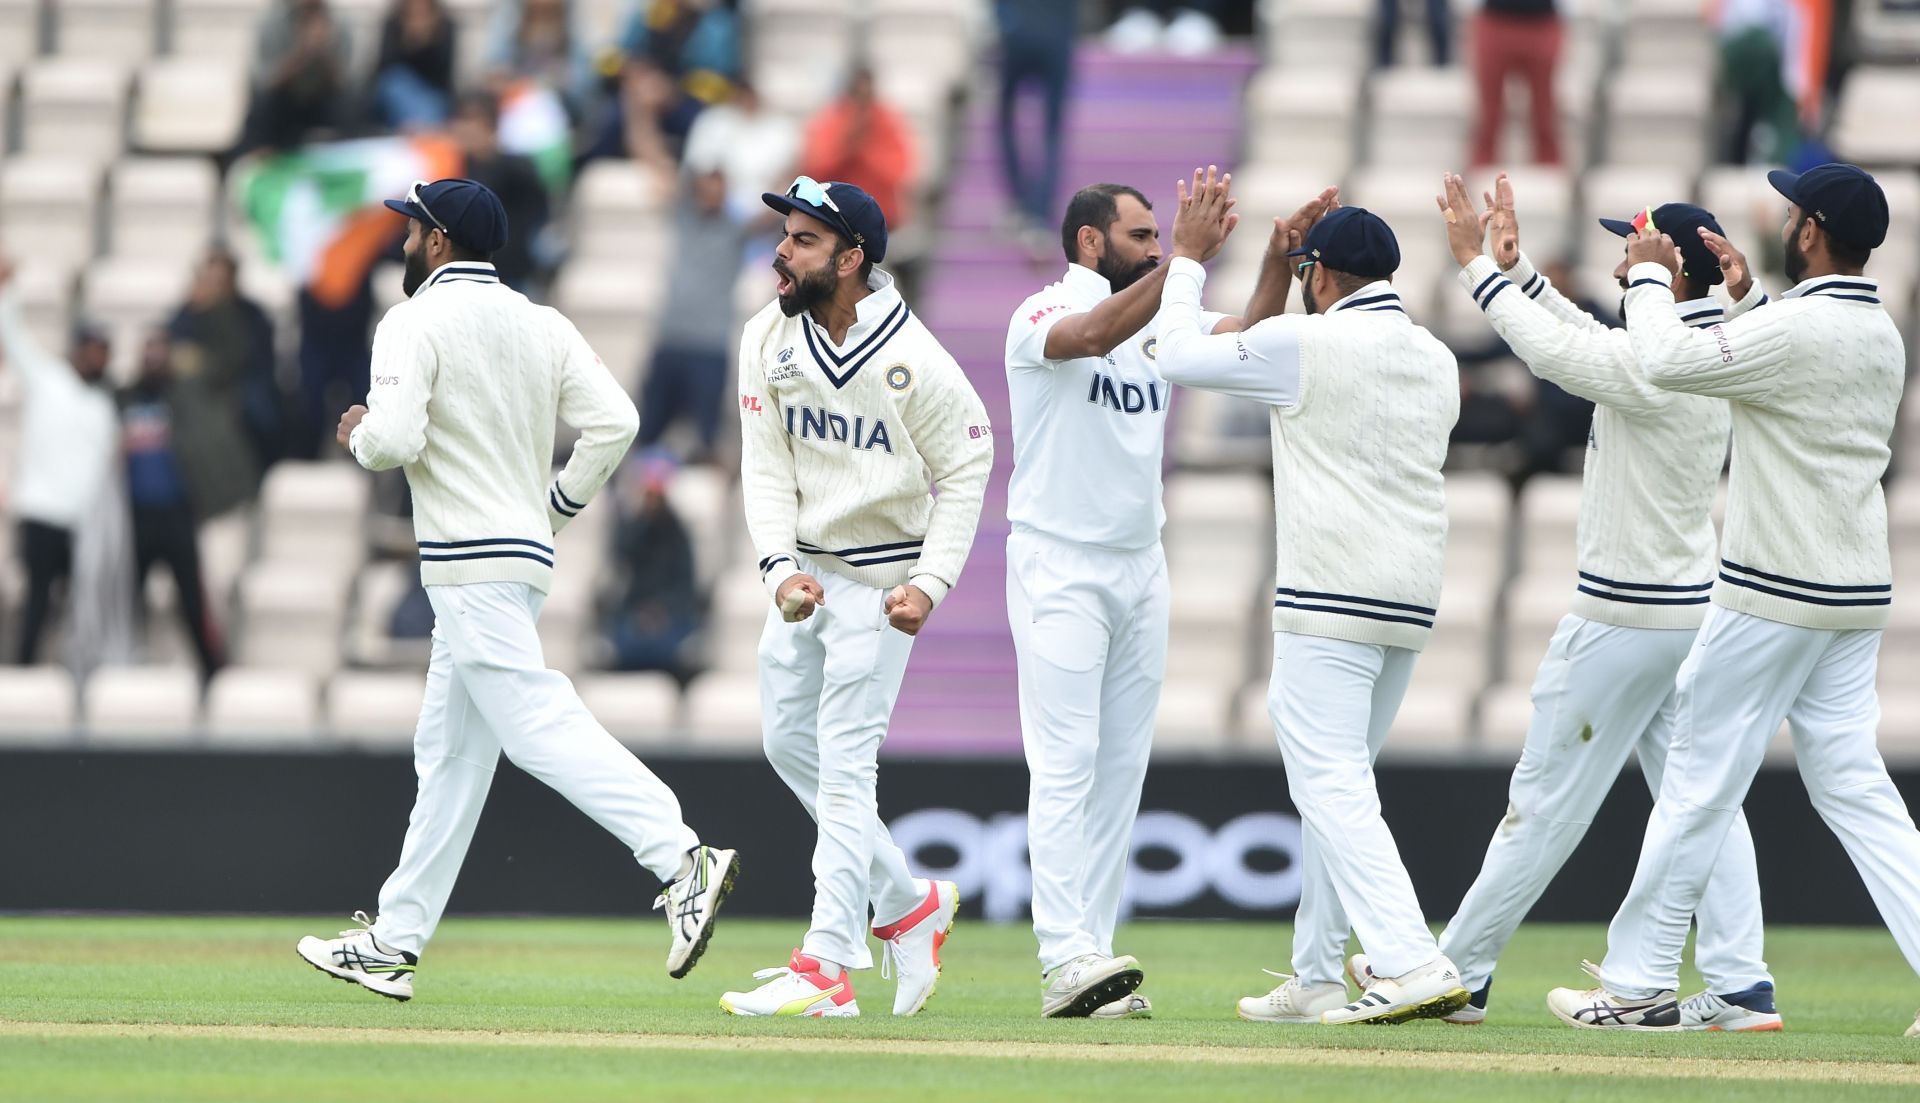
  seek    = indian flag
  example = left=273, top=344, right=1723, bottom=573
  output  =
left=497, top=79, right=573, bottom=196
left=233, top=135, right=464, bottom=309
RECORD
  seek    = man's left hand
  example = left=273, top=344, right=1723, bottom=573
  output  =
left=337, top=405, right=368, bottom=450
left=1624, top=230, right=1680, bottom=277
left=884, top=584, right=933, bottom=635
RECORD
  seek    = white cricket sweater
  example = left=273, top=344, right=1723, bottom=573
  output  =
left=350, top=261, right=638, bottom=592
left=1459, top=253, right=1763, bottom=628
left=0, top=288, right=119, bottom=530
left=1158, top=257, right=1459, bottom=651
left=1624, top=262, right=1903, bottom=630
left=738, top=269, right=994, bottom=607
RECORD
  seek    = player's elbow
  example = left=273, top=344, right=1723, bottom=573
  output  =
left=609, top=400, right=640, bottom=447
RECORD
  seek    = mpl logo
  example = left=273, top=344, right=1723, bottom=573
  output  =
left=886, top=808, right=1304, bottom=921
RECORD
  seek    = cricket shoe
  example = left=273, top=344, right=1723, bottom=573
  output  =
left=1041, top=954, right=1144, bottom=1018
left=1322, top=955, right=1471, bottom=1025
left=654, top=846, right=738, bottom=979
left=295, top=910, right=417, bottom=1001
left=1235, top=971, right=1347, bottom=1023
left=1677, top=981, right=1784, bottom=1032
left=1546, top=961, right=1680, bottom=1031
left=1348, top=953, right=1489, bottom=1024
left=873, top=879, right=960, bottom=1017
left=1092, top=994, right=1153, bottom=1019
left=1906, top=1009, right=1919, bottom=1037
left=719, top=950, right=858, bottom=1018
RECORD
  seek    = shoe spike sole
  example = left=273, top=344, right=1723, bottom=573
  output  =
left=1354, top=987, right=1473, bottom=1026
left=295, top=948, right=412, bottom=1003
left=1046, top=968, right=1146, bottom=1019
left=670, top=852, right=740, bottom=980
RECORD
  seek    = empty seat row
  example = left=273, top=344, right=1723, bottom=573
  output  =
left=0, top=58, right=246, bottom=161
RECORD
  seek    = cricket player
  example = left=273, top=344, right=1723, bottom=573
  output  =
left=1155, top=180, right=1469, bottom=1026
left=1004, top=168, right=1334, bottom=1019
left=721, top=178, right=993, bottom=1018
left=1547, top=163, right=1920, bottom=1038
left=296, top=179, right=737, bottom=1001
left=1352, top=174, right=1782, bottom=1030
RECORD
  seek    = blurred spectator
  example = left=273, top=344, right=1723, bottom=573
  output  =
left=1449, top=259, right=1597, bottom=480
left=486, top=0, right=596, bottom=110
left=578, top=57, right=703, bottom=171
left=0, top=259, right=120, bottom=666
left=637, top=168, right=749, bottom=462
left=167, top=248, right=281, bottom=483
left=117, top=333, right=228, bottom=679
left=800, top=68, right=917, bottom=234
left=451, top=91, right=552, bottom=291
left=375, top=0, right=458, bottom=130
left=1376, top=0, right=1450, bottom=67
left=995, top=1, right=1076, bottom=240
left=621, top=0, right=741, bottom=104
left=1106, top=1, right=1223, bottom=56
left=683, top=81, right=800, bottom=212
left=605, top=453, right=703, bottom=681
left=297, top=275, right=375, bottom=460
left=243, top=0, right=355, bottom=154
left=1470, top=0, right=1562, bottom=166
left=1716, top=0, right=1803, bottom=164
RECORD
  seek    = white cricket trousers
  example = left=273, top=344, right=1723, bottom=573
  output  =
left=1007, top=529, right=1168, bottom=973
left=1271, top=631, right=1443, bottom=984
left=372, top=582, right=700, bottom=956
left=1601, top=606, right=1920, bottom=999
left=1440, top=615, right=1771, bottom=995
left=758, top=561, right=924, bottom=971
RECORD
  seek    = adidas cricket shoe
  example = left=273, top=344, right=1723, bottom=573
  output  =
left=1321, top=955, right=1471, bottom=1025
left=872, top=879, right=959, bottom=1017
left=1677, top=981, right=1784, bottom=1032
left=295, top=910, right=417, bottom=1001
left=1546, top=961, right=1680, bottom=1031
left=1235, top=971, right=1347, bottom=1023
left=1348, top=953, right=1489, bottom=1024
left=1092, top=993, right=1153, bottom=1019
left=719, top=950, right=859, bottom=1018
left=654, top=846, right=737, bottom=979
left=1041, top=953, right=1144, bottom=1018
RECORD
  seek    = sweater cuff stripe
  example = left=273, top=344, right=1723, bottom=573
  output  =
left=759, top=554, right=795, bottom=577
left=1627, top=277, right=1668, bottom=290
left=548, top=488, right=580, bottom=517
left=1521, top=273, right=1542, bottom=298
left=1471, top=272, right=1503, bottom=301
left=1479, top=281, right=1510, bottom=309
left=551, top=484, right=586, bottom=511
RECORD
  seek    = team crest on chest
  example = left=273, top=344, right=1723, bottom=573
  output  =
left=885, top=364, right=913, bottom=391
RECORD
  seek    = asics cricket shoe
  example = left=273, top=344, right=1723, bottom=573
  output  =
left=1348, top=953, right=1488, bottom=1024
left=1322, top=955, right=1471, bottom=1025
left=1092, top=993, right=1153, bottom=1019
left=1041, top=953, right=1144, bottom=1018
left=1235, top=971, right=1347, bottom=1023
left=1677, top=981, right=1784, bottom=1032
left=296, top=910, right=417, bottom=1001
left=654, top=846, right=738, bottom=979
left=872, top=879, right=959, bottom=1017
left=1546, top=961, right=1680, bottom=1031
left=719, top=950, right=858, bottom=1018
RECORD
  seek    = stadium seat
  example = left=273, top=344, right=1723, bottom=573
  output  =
left=1499, top=571, right=1570, bottom=686
left=536, top=563, right=597, bottom=675
left=21, top=58, right=131, bottom=163
left=0, top=0, right=40, bottom=64
left=1833, top=67, right=1920, bottom=166
left=50, top=0, right=156, bottom=64
left=1617, top=0, right=1716, bottom=71
left=106, top=157, right=220, bottom=263
left=1242, top=68, right=1361, bottom=170
left=1601, top=68, right=1713, bottom=176
left=79, top=256, right=196, bottom=383
left=234, top=562, right=352, bottom=677
left=683, top=672, right=766, bottom=753
left=1229, top=684, right=1280, bottom=758
left=1515, top=473, right=1581, bottom=580
left=1880, top=691, right=1920, bottom=767
left=1869, top=169, right=1920, bottom=290
left=168, top=0, right=271, bottom=58
left=1476, top=680, right=1530, bottom=756
left=0, top=156, right=102, bottom=274
left=869, top=0, right=977, bottom=93
left=1465, top=166, right=1577, bottom=269
left=204, top=667, right=324, bottom=747
left=747, top=0, right=854, bottom=115
left=1366, top=67, right=1472, bottom=170
left=258, top=462, right=372, bottom=568
left=344, top=560, right=430, bottom=670
left=1344, top=166, right=1455, bottom=320
left=1442, top=470, right=1513, bottom=593
left=1697, top=164, right=1783, bottom=283
left=325, top=670, right=425, bottom=750
left=1262, top=0, right=1371, bottom=72
left=552, top=260, right=664, bottom=394
left=569, top=161, right=670, bottom=262
left=132, top=58, right=248, bottom=154
left=1386, top=684, right=1474, bottom=756
left=82, top=665, right=200, bottom=745
left=578, top=672, right=684, bottom=746
left=0, top=666, right=79, bottom=745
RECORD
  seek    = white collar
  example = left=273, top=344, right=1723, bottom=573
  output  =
left=1325, top=280, right=1404, bottom=316
left=415, top=261, right=500, bottom=297
left=805, top=267, right=901, bottom=347
left=1782, top=274, right=1881, bottom=304
left=1060, top=262, right=1114, bottom=306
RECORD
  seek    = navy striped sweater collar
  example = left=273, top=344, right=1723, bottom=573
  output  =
left=416, top=262, right=501, bottom=296
left=1674, top=296, right=1725, bottom=329
left=1782, top=274, right=1880, bottom=305
left=801, top=269, right=909, bottom=389
left=1325, top=281, right=1404, bottom=317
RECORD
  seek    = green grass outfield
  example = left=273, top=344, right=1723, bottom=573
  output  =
left=1, top=916, right=1916, bottom=1102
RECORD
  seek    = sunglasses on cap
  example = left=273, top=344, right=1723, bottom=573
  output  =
left=408, top=179, right=450, bottom=236
left=1629, top=205, right=1658, bottom=235
left=783, top=175, right=863, bottom=248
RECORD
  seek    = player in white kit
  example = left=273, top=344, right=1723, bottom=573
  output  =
left=295, top=180, right=736, bottom=1001
left=1546, top=164, right=1920, bottom=1038
left=1157, top=179, right=1470, bottom=1026
left=1351, top=175, right=1781, bottom=1030
left=1005, top=168, right=1334, bottom=1018
left=720, top=178, right=993, bottom=1019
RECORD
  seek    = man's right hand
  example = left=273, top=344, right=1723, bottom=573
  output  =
left=1171, top=164, right=1238, bottom=263
left=1485, top=173, right=1520, bottom=271
left=775, top=574, right=825, bottom=622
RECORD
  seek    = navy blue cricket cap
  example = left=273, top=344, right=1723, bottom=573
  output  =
left=1287, top=205, right=1400, bottom=278
left=383, top=178, right=510, bottom=255
left=1598, top=203, right=1727, bottom=287
left=762, top=177, right=888, bottom=264
left=1767, top=162, right=1889, bottom=251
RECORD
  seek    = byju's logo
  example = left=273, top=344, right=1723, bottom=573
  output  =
left=887, top=809, right=1304, bottom=921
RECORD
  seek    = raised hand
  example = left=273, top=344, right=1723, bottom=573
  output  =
left=1279, top=185, right=1340, bottom=245
left=1697, top=226, right=1753, bottom=302
left=1624, top=229, right=1680, bottom=276
left=1485, top=173, right=1520, bottom=271
left=1171, top=164, right=1240, bottom=264
left=1436, top=172, right=1492, bottom=267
